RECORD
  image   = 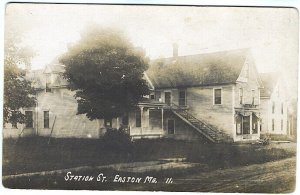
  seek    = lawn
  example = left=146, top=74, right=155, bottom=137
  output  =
left=3, top=137, right=296, bottom=176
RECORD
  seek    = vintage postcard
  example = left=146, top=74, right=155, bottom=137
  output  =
left=2, top=3, right=298, bottom=193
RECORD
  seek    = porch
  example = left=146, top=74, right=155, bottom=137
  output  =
left=234, top=104, right=261, bottom=142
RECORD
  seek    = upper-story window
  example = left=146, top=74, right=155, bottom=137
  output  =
left=272, top=102, right=275, bottom=114
left=214, top=88, right=222, bottom=105
left=46, top=74, right=52, bottom=92
left=281, top=103, right=284, bottom=114
left=165, top=92, right=171, bottom=106
left=155, top=91, right=161, bottom=102
left=178, top=90, right=186, bottom=106
left=251, top=89, right=255, bottom=105
left=239, top=88, right=244, bottom=104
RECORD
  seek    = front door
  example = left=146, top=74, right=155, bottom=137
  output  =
left=165, top=92, right=171, bottom=106
left=242, top=116, right=250, bottom=135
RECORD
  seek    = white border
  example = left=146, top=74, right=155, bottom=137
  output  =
left=1, top=1, right=299, bottom=195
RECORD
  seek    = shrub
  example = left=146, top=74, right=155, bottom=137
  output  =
left=102, top=127, right=133, bottom=154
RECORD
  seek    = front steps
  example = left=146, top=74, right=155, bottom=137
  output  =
left=171, top=108, right=233, bottom=143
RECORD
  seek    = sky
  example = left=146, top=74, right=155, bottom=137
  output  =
left=5, top=3, right=298, bottom=75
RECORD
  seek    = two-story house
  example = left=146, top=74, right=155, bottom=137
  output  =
left=259, top=72, right=293, bottom=137
left=3, top=48, right=264, bottom=143
left=144, top=48, right=263, bottom=142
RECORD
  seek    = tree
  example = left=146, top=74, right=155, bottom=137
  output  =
left=4, top=29, right=36, bottom=126
left=60, top=27, right=149, bottom=121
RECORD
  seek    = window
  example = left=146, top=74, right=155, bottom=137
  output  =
left=155, top=91, right=161, bottom=101
left=239, top=88, right=243, bottom=104
left=150, top=94, right=155, bottom=100
left=165, top=92, right=171, bottom=106
left=179, top=90, right=186, bottom=106
left=214, top=89, right=222, bottom=105
left=135, top=110, right=141, bottom=127
left=251, top=89, right=255, bottom=104
left=272, top=102, right=275, bottom=114
left=281, top=119, right=283, bottom=131
left=252, top=114, right=258, bottom=134
left=104, top=118, right=112, bottom=127
left=46, top=82, right=51, bottom=92
left=167, top=119, right=175, bottom=134
left=25, top=111, right=33, bottom=128
left=272, top=119, right=275, bottom=131
left=236, top=115, right=242, bottom=135
left=44, top=111, right=49, bottom=128
left=281, top=103, right=284, bottom=114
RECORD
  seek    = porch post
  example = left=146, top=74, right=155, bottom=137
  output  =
left=250, top=113, right=253, bottom=135
left=257, top=118, right=260, bottom=136
left=161, top=108, right=164, bottom=132
left=140, top=106, right=143, bottom=138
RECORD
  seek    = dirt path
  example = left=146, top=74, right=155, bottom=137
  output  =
left=163, top=157, right=296, bottom=193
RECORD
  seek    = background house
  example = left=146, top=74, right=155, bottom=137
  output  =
left=259, top=72, right=295, bottom=139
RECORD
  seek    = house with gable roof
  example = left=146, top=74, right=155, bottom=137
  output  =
left=144, top=48, right=263, bottom=142
left=4, top=47, right=265, bottom=143
left=259, top=72, right=294, bottom=137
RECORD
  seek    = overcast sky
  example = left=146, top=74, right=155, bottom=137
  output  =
left=5, top=3, right=298, bottom=75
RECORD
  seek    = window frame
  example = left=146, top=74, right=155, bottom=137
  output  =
left=178, top=89, right=187, bottom=107
left=251, top=89, right=255, bottom=105
left=44, top=110, right=50, bottom=128
left=213, top=88, right=222, bottom=105
left=239, top=88, right=244, bottom=105
left=164, top=91, right=172, bottom=106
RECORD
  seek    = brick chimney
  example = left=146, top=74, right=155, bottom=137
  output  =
left=173, top=43, right=178, bottom=58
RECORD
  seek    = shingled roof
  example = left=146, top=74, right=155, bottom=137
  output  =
left=26, top=69, right=46, bottom=89
left=259, top=72, right=278, bottom=98
left=146, top=48, right=250, bottom=89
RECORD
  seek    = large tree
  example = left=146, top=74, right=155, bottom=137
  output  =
left=4, top=29, right=36, bottom=126
left=60, top=27, right=150, bottom=120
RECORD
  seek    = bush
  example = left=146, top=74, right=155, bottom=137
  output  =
left=102, top=128, right=133, bottom=154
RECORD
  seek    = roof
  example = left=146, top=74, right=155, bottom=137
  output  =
left=50, top=74, right=68, bottom=87
left=44, top=63, right=66, bottom=74
left=146, top=48, right=250, bottom=89
left=259, top=72, right=278, bottom=98
left=25, top=69, right=46, bottom=89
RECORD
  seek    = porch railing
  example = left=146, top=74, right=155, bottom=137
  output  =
left=170, top=103, right=230, bottom=142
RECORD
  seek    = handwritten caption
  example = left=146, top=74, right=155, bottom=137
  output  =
left=64, top=172, right=173, bottom=184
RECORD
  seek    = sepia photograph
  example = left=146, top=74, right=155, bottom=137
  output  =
left=2, top=2, right=298, bottom=193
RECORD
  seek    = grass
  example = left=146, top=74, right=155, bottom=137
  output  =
left=3, top=137, right=296, bottom=176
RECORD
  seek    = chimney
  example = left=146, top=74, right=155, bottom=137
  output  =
left=173, top=43, right=178, bottom=58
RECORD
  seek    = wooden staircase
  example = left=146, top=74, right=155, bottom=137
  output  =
left=170, top=104, right=233, bottom=143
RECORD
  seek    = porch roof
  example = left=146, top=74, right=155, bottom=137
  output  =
left=138, top=98, right=166, bottom=108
